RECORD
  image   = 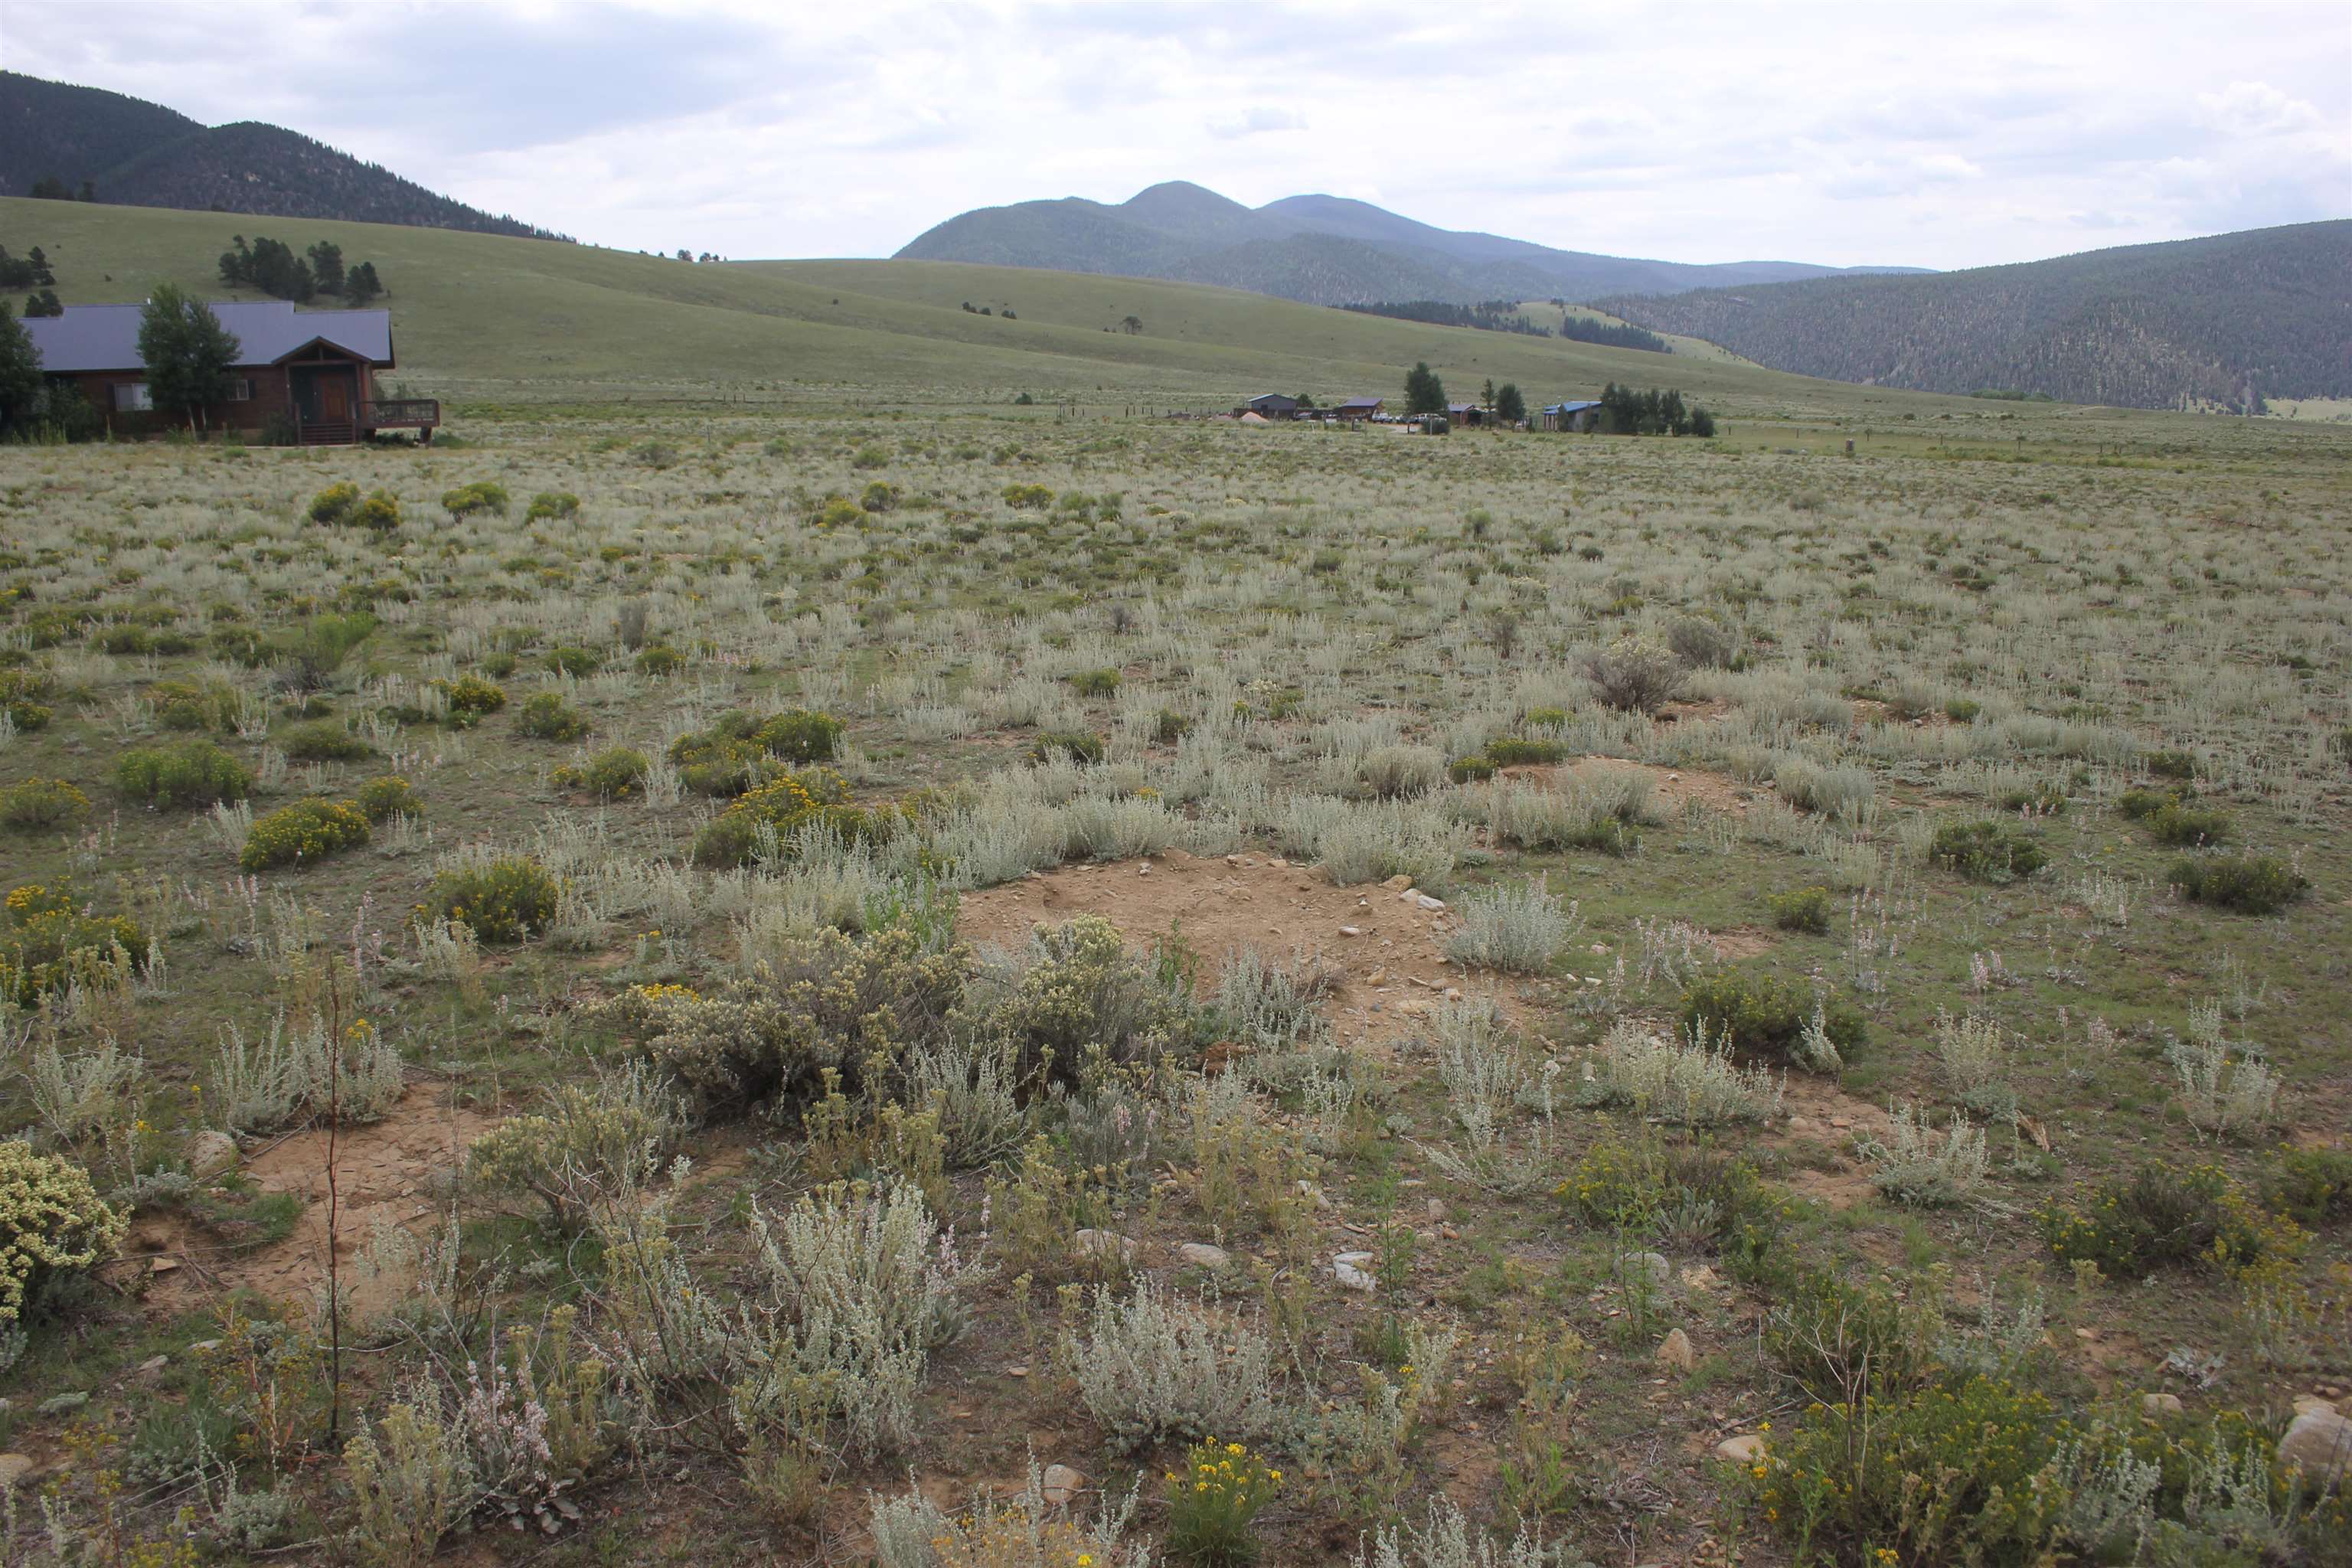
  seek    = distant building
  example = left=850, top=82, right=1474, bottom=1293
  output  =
left=21, top=300, right=436, bottom=444
left=1334, top=396, right=1383, bottom=421
left=1243, top=392, right=1300, bottom=420
left=1446, top=401, right=1488, bottom=427
left=1541, top=400, right=1602, bottom=433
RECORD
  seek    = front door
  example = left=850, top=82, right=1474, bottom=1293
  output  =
left=321, top=374, right=351, bottom=421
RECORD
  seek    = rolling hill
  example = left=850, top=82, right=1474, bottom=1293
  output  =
left=1596, top=222, right=2352, bottom=412
left=0, top=72, right=565, bottom=240
left=897, top=181, right=1925, bottom=306
left=2, top=194, right=1979, bottom=420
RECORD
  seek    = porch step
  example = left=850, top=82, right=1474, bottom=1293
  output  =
left=299, top=421, right=356, bottom=446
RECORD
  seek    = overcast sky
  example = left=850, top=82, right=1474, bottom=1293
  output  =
left=6, top=0, right=2347, bottom=269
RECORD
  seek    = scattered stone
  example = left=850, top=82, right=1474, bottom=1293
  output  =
left=1716, top=1434, right=1766, bottom=1463
left=136, top=1354, right=168, bottom=1375
left=1655, top=1329, right=1696, bottom=1372
left=1137, top=864, right=1152, bottom=877
left=189, top=1340, right=221, bottom=1354
left=2275, top=1410, right=2351, bottom=1486
left=1367, top=969, right=1389, bottom=986
left=1442, top=987, right=1464, bottom=1002
left=1630, top=1252, right=1671, bottom=1285
left=0, top=1454, right=31, bottom=1492
left=1426, top=1198, right=1446, bottom=1222
left=1382, top=874, right=1413, bottom=890
left=1007, top=1365, right=1029, bottom=1378
left=2142, top=1393, right=2184, bottom=1416
left=185, top=1130, right=240, bottom=1179
left=1333, top=1251, right=1377, bottom=1291
left=1680, top=1265, right=1720, bottom=1292
left=149, top=1256, right=180, bottom=1275
left=1041, top=1463, right=1086, bottom=1507
left=2292, top=1394, right=2334, bottom=1416
left=1340, top=926, right=1362, bottom=938
left=1415, top=893, right=1447, bottom=911
left=38, top=1391, right=89, bottom=1417
left=1177, top=1242, right=1230, bottom=1269
left=1829, top=1116, right=1854, bottom=1130
left=1072, top=1229, right=1137, bottom=1264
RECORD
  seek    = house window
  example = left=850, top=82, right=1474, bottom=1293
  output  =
left=113, top=382, right=153, bottom=412
left=227, top=377, right=253, bottom=403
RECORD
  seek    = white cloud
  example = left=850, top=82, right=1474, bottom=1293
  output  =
left=3, top=0, right=2345, bottom=270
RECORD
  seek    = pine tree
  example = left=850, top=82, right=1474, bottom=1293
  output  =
left=306, top=240, right=346, bottom=296
left=344, top=262, right=383, bottom=305
left=0, top=301, right=43, bottom=439
left=1403, top=361, right=1447, bottom=416
left=1494, top=383, right=1527, bottom=425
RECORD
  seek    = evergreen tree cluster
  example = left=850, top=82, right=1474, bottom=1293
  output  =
left=1596, top=383, right=1715, bottom=437
left=1342, top=299, right=1554, bottom=336
left=0, top=244, right=61, bottom=317
left=24, top=175, right=96, bottom=202
left=218, top=235, right=383, bottom=305
left=1555, top=313, right=1673, bottom=354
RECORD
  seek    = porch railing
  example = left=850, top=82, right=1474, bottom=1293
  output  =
left=360, top=398, right=440, bottom=428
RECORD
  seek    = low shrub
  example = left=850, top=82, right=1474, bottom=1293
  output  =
left=1582, top=638, right=1683, bottom=714
left=688, top=768, right=887, bottom=869
left=424, top=856, right=561, bottom=943
left=1484, top=736, right=1569, bottom=766
left=1446, top=877, right=1574, bottom=973
left=1029, top=730, right=1105, bottom=766
left=1556, top=1131, right=1777, bottom=1252
left=276, top=718, right=375, bottom=762
left=1929, top=818, right=2047, bottom=881
left=2040, top=1163, right=2300, bottom=1277
left=1003, top=482, right=1054, bottom=509
left=552, top=747, right=649, bottom=799
left=2263, top=1148, right=2352, bottom=1227
left=1066, top=1275, right=1279, bottom=1451
left=431, top=674, right=507, bottom=725
left=1666, top=615, right=1738, bottom=669
left=466, top=1064, right=681, bottom=1231
left=525, top=491, right=580, bottom=521
left=1355, top=743, right=1446, bottom=799
left=1765, top=885, right=1832, bottom=934
left=439, top=479, right=508, bottom=519
left=355, top=775, right=422, bottom=822
left=1678, top=969, right=1863, bottom=1070
left=240, top=798, right=371, bottom=871
left=0, top=667, right=55, bottom=730
left=1446, top=754, right=1497, bottom=783
left=151, top=677, right=242, bottom=732
left=634, top=642, right=686, bottom=676
left=308, top=482, right=361, bottom=525
left=668, top=709, right=841, bottom=795
left=1578, top=1019, right=1783, bottom=1127
left=2, top=882, right=148, bottom=1004
left=2146, top=799, right=2231, bottom=846
left=2117, top=786, right=2186, bottom=819
left=516, top=691, right=590, bottom=741
left=1164, top=1439, right=1280, bottom=1568
left=1069, top=667, right=1121, bottom=697
left=354, top=490, right=401, bottom=531
left=544, top=644, right=599, bottom=678
left=0, top=777, right=90, bottom=831
left=2145, top=748, right=2197, bottom=780
left=0, top=1142, right=129, bottom=1325
left=757, top=708, right=842, bottom=763
left=2171, top=854, right=2308, bottom=914
left=116, top=739, right=252, bottom=808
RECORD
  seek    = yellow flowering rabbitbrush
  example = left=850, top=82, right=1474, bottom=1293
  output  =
left=0, top=1141, right=129, bottom=1323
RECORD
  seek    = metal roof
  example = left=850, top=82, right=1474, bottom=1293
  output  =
left=1544, top=400, right=1602, bottom=413
left=23, top=302, right=395, bottom=374
left=1336, top=396, right=1383, bottom=409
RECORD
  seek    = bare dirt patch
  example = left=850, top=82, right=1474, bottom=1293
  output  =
left=1504, top=755, right=1755, bottom=815
left=1707, top=926, right=1776, bottom=960
left=955, top=848, right=1510, bottom=1048
left=132, top=1087, right=493, bottom=1314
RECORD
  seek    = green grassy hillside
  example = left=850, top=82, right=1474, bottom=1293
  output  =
left=5, top=194, right=1984, bottom=419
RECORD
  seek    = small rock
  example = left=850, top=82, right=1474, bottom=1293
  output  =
left=1654, top=1328, right=1695, bottom=1372
left=1628, top=1252, right=1671, bottom=1285
left=137, top=1354, right=168, bottom=1375
left=1138, top=864, right=1152, bottom=877
left=1333, top=1251, right=1377, bottom=1291
left=39, top=1391, right=89, bottom=1417
left=1425, top=1198, right=1446, bottom=1222
left=2276, top=1410, right=2351, bottom=1487
left=2292, top=1394, right=2334, bottom=1416
left=1072, top=1229, right=1137, bottom=1264
left=1367, top=969, right=1389, bottom=986
left=149, top=1256, right=180, bottom=1275
left=2142, top=1393, right=2184, bottom=1416
left=1226, top=854, right=1243, bottom=867
left=1340, top=926, right=1362, bottom=938
left=1382, top=874, right=1413, bottom=890
left=185, top=1129, right=240, bottom=1179
left=1177, top=1242, right=1230, bottom=1269
left=1829, top=1116, right=1854, bottom=1130
left=1415, top=893, right=1447, bottom=911
left=1267, top=857, right=1288, bottom=867
left=1716, top=1434, right=1766, bottom=1463
left=1442, top=987, right=1464, bottom=1002
left=1040, top=1463, right=1086, bottom=1507
left=1680, top=1265, right=1720, bottom=1292
left=0, top=1453, right=32, bottom=1491
left=189, top=1340, right=221, bottom=1354
left=1007, top=1365, right=1029, bottom=1378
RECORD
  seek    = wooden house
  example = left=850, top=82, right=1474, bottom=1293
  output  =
left=1333, top=396, right=1383, bottom=421
left=1446, top=401, right=1488, bottom=428
left=1540, top=400, right=1601, bottom=433
left=23, top=301, right=436, bottom=444
left=1242, top=392, right=1300, bottom=420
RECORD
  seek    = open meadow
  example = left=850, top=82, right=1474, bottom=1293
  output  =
left=1, top=205, right=2350, bottom=1568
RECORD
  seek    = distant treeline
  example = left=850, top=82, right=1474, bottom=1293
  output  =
left=1340, top=299, right=1553, bottom=336
left=220, top=235, right=382, bottom=305
left=1555, top=313, right=1672, bottom=354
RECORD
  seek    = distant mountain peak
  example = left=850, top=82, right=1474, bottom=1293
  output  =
left=897, top=181, right=1924, bottom=307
